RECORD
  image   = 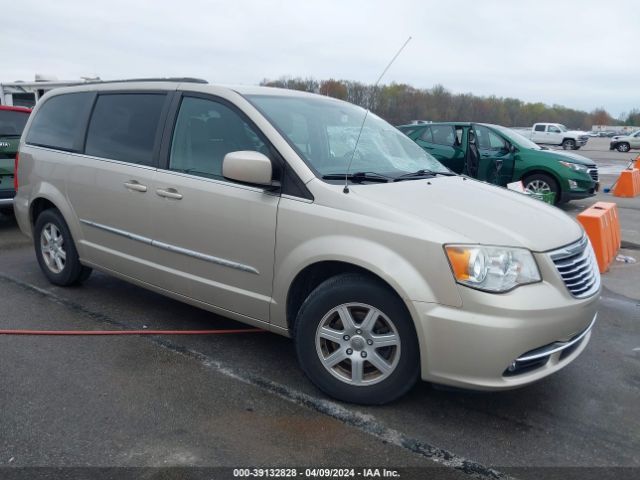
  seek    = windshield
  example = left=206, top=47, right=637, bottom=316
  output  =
left=496, top=125, right=542, bottom=150
left=246, top=94, right=450, bottom=179
left=0, top=110, right=29, bottom=136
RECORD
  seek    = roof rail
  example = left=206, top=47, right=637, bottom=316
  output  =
left=85, top=77, right=208, bottom=85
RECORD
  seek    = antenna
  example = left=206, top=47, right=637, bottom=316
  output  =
left=343, top=36, right=412, bottom=194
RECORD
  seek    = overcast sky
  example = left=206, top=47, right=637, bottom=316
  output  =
left=2, top=0, right=637, bottom=117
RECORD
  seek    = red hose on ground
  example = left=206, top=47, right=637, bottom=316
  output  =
left=0, top=328, right=266, bottom=336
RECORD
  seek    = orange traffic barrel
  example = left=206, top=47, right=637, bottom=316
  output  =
left=612, top=168, right=640, bottom=198
left=577, top=205, right=618, bottom=273
left=634, top=155, right=640, bottom=169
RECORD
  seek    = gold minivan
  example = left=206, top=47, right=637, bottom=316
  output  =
left=14, top=80, right=600, bottom=404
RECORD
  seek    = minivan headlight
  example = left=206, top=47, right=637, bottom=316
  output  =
left=444, top=245, right=541, bottom=293
left=559, top=161, right=588, bottom=173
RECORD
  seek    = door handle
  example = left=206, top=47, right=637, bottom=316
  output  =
left=156, top=188, right=183, bottom=200
left=124, top=181, right=147, bottom=192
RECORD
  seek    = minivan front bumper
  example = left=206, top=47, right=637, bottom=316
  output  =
left=410, top=258, right=600, bottom=390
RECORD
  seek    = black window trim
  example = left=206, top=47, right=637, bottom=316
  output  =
left=81, top=89, right=173, bottom=168
left=158, top=91, right=313, bottom=200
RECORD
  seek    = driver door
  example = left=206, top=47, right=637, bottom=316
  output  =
left=472, top=125, right=515, bottom=185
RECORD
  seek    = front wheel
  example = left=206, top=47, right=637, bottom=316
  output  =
left=616, top=143, right=630, bottom=152
left=562, top=139, right=576, bottom=150
left=34, top=208, right=92, bottom=286
left=294, top=273, right=419, bottom=405
left=523, top=173, right=560, bottom=205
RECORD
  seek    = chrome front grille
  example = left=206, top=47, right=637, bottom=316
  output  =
left=549, top=236, right=600, bottom=298
left=587, top=167, right=599, bottom=182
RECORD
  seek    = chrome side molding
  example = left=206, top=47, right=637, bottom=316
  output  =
left=79, top=219, right=259, bottom=275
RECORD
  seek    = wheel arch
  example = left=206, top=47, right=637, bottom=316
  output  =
left=520, top=168, right=563, bottom=190
left=285, top=261, right=408, bottom=336
left=26, top=183, right=82, bottom=250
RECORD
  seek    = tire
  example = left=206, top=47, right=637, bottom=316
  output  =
left=523, top=173, right=560, bottom=205
left=562, top=139, right=576, bottom=150
left=573, top=146, right=581, bottom=150
left=294, top=273, right=419, bottom=405
left=34, top=208, right=92, bottom=286
left=616, top=143, right=630, bottom=152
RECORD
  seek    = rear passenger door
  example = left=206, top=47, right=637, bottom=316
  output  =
left=150, top=93, right=279, bottom=321
left=415, top=125, right=465, bottom=172
left=68, top=92, right=170, bottom=281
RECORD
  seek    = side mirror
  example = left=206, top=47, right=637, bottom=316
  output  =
left=509, top=144, right=516, bottom=153
left=223, top=151, right=274, bottom=187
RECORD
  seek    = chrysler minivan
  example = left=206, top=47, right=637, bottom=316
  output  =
left=15, top=80, right=600, bottom=404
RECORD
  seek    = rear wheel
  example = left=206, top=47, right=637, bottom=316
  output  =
left=616, top=143, right=630, bottom=152
left=294, top=273, right=419, bottom=405
left=34, top=208, right=92, bottom=286
left=523, top=173, right=560, bottom=205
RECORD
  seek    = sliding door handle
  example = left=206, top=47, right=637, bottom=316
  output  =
left=156, top=188, right=183, bottom=200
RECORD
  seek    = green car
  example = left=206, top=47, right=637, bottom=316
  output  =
left=0, top=105, right=31, bottom=211
left=397, top=122, right=599, bottom=204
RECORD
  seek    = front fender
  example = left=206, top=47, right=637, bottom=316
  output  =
left=270, top=234, right=462, bottom=330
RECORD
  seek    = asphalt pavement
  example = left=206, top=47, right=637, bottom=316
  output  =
left=0, top=137, right=639, bottom=480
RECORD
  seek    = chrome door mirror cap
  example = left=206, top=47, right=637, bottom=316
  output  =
left=223, top=151, right=273, bottom=186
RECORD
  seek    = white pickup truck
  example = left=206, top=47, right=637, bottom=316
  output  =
left=512, top=123, right=589, bottom=150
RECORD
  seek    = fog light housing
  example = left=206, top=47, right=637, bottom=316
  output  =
left=569, top=180, right=578, bottom=189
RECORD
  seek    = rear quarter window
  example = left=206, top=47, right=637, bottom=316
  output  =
left=26, top=93, right=93, bottom=151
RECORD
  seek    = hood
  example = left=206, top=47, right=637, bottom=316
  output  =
left=612, top=134, right=630, bottom=141
left=544, top=150, right=595, bottom=166
left=350, top=177, right=583, bottom=252
left=568, top=129, right=588, bottom=137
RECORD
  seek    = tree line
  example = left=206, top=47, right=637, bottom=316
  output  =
left=260, top=77, right=638, bottom=130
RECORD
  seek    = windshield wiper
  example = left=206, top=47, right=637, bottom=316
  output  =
left=393, top=169, right=456, bottom=181
left=322, top=171, right=392, bottom=183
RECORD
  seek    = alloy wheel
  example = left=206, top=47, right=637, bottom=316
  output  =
left=315, top=303, right=401, bottom=386
left=525, top=180, right=551, bottom=194
left=40, top=222, right=66, bottom=273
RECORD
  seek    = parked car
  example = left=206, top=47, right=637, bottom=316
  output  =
left=609, top=130, right=640, bottom=152
left=513, top=123, right=589, bottom=150
left=397, top=122, right=598, bottom=204
left=0, top=105, right=31, bottom=210
left=15, top=80, right=600, bottom=404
